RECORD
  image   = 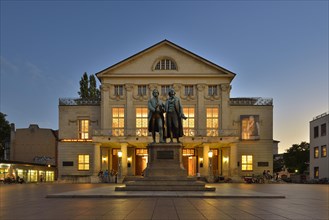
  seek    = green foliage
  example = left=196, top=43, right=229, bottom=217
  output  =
left=283, top=142, right=310, bottom=174
left=0, top=112, right=11, bottom=160
left=78, top=72, right=100, bottom=99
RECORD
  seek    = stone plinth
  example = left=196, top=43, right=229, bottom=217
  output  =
left=115, top=143, right=215, bottom=191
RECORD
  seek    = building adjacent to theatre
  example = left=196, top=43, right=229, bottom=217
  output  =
left=58, top=40, right=274, bottom=183
left=310, top=112, right=328, bottom=179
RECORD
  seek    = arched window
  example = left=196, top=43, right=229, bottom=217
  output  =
left=154, top=58, right=177, bottom=70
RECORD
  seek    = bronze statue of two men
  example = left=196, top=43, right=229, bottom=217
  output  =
left=148, top=88, right=187, bottom=144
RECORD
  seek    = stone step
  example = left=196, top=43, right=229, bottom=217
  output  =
left=124, top=180, right=206, bottom=186
left=115, top=185, right=216, bottom=191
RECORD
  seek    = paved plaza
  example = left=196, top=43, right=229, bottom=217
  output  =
left=0, top=183, right=328, bottom=220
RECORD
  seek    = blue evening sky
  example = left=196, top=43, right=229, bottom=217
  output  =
left=1, top=1, right=328, bottom=153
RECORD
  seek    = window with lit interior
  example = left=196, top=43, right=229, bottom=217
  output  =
left=155, top=59, right=177, bottom=70
left=241, top=155, right=253, bottom=171
left=206, top=108, right=218, bottom=136
left=183, top=107, right=195, bottom=136
left=78, top=154, right=90, bottom=171
left=112, top=108, right=124, bottom=136
left=321, top=145, right=327, bottom=157
left=79, top=119, right=89, bottom=139
left=314, top=147, right=319, bottom=158
left=136, top=107, right=148, bottom=136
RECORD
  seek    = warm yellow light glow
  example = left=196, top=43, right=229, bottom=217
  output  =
left=61, top=139, right=92, bottom=142
left=118, top=151, right=122, bottom=158
left=102, top=157, right=107, bottom=162
left=223, top=156, right=229, bottom=163
left=127, top=157, right=132, bottom=162
left=199, top=158, right=203, bottom=162
left=208, top=151, right=213, bottom=158
left=295, top=169, right=298, bottom=173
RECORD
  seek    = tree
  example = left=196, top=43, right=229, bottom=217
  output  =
left=78, top=72, right=100, bottom=99
left=78, top=72, right=89, bottom=98
left=283, top=142, right=310, bottom=174
left=0, top=112, right=11, bottom=160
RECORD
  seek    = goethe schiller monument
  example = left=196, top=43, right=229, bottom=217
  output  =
left=115, top=89, right=215, bottom=191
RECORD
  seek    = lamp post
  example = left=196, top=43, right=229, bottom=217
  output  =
left=117, top=151, right=122, bottom=181
left=208, top=150, right=213, bottom=182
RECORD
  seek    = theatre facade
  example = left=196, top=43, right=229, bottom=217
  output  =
left=58, top=40, right=273, bottom=183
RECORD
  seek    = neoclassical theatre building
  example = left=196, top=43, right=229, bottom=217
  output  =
left=58, top=40, right=273, bottom=183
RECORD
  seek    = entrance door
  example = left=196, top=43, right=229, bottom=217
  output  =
left=135, top=156, right=147, bottom=176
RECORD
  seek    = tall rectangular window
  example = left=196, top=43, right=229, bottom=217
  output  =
left=184, top=85, right=194, bottom=96
left=241, top=155, right=253, bottom=171
left=321, top=123, right=326, bottom=136
left=208, top=85, right=218, bottom=96
left=206, top=108, right=218, bottom=136
left=183, top=107, right=195, bottom=136
left=79, top=119, right=89, bottom=139
left=321, top=145, right=327, bottom=157
left=138, top=85, right=147, bottom=96
left=241, top=115, right=260, bottom=140
left=314, top=167, right=319, bottom=179
left=161, top=85, right=171, bottom=96
left=78, top=154, right=90, bottom=171
left=114, top=85, right=124, bottom=96
left=314, top=147, right=319, bottom=158
left=314, top=126, right=319, bottom=138
left=112, top=107, right=124, bottom=136
left=136, top=107, right=148, bottom=136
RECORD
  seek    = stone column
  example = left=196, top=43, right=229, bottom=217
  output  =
left=101, top=84, right=110, bottom=129
left=203, top=144, right=210, bottom=177
left=91, top=143, right=101, bottom=183
left=120, top=143, right=128, bottom=177
left=220, top=84, right=231, bottom=131
left=230, top=143, right=239, bottom=181
left=125, top=84, right=134, bottom=136
left=197, top=84, right=206, bottom=136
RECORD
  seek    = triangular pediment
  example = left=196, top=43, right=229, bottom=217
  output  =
left=96, top=40, right=236, bottom=80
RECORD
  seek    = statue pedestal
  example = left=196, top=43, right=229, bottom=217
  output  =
left=115, top=143, right=215, bottom=191
left=143, top=143, right=187, bottom=177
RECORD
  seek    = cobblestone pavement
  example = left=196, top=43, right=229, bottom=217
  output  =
left=0, top=183, right=328, bottom=220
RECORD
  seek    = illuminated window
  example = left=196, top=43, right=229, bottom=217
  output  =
left=138, top=85, right=147, bottom=96
left=78, top=154, right=90, bottom=170
left=136, top=148, right=148, bottom=156
left=206, top=108, right=218, bottom=136
left=161, top=85, right=171, bottom=96
left=184, top=85, right=194, bottom=96
left=208, top=85, right=218, bottom=96
left=314, top=147, right=319, bottom=158
left=314, top=167, right=319, bottom=179
left=241, top=115, right=260, bottom=140
left=183, top=107, right=195, bottom=136
left=112, top=108, right=125, bottom=136
left=183, top=149, right=195, bottom=156
left=136, top=107, right=148, bottom=136
left=114, top=85, right=124, bottom=96
left=79, top=119, right=89, bottom=139
left=321, top=145, right=327, bottom=157
left=155, top=59, right=177, bottom=70
left=241, top=155, right=253, bottom=171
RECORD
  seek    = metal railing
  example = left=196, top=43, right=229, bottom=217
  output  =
left=59, top=98, right=100, bottom=106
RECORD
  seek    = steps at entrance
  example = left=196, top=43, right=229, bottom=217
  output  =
left=115, top=178, right=216, bottom=191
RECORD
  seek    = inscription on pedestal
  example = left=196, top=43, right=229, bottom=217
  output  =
left=157, top=150, right=174, bottom=159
